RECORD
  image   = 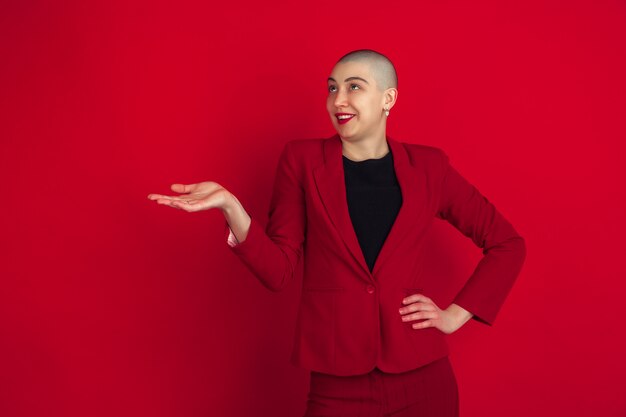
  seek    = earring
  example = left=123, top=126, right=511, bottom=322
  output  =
left=384, top=107, right=390, bottom=116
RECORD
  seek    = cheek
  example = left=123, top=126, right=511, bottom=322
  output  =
left=354, top=99, right=373, bottom=119
left=363, top=97, right=382, bottom=117
left=356, top=95, right=375, bottom=110
left=326, top=96, right=334, bottom=113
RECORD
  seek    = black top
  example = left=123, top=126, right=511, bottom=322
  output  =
left=342, top=149, right=403, bottom=272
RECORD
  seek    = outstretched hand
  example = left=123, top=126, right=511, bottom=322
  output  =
left=147, top=182, right=232, bottom=212
left=399, top=293, right=473, bottom=335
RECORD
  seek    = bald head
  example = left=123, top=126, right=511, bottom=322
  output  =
left=336, top=49, right=398, bottom=91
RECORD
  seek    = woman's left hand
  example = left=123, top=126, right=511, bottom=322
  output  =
left=398, top=294, right=473, bottom=335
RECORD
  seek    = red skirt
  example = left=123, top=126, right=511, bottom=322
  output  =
left=303, top=356, right=459, bottom=417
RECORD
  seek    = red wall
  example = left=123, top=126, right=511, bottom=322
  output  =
left=2, top=1, right=625, bottom=416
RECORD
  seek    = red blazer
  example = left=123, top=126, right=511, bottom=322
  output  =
left=225, top=134, right=526, bottom=376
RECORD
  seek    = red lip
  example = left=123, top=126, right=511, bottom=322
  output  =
left=335, top=113, right=355, bottom=125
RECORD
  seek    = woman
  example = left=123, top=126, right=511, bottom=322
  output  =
left=148, top=49, right=526, bottom=417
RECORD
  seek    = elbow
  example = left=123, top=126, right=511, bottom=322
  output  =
left=505, top=234, right=527, bottom=274
left=484, top=233, right=527, bottom=270
left=264, top=244, right=301, bottom=292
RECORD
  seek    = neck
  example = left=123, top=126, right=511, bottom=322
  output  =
left=340, top=131, right=389, bottom=161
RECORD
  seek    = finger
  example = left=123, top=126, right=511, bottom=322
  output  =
left=412, top=320, right=434, bottom=329
left=165, top=198, right=185, bottom=207
left=151, top=196, right=181, bottom=206
left=147, top=193, right=174, bottom=200
left=163, top=200, right=181, bottom=209
left=148, top=195, right=185, bottom=209
left=402, top=294, right=432, bottom=305
left=171, top=183, right=198, bottom=194
left=402, top=311, right=439, bottom=322
left=398, top=302, right=434, bottom=315
left=151, top=194, right=196, bottom=205
left=148, top=194, right=192, bottom=204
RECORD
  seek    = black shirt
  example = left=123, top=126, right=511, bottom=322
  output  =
left=342, top=149, right=403, bottom=272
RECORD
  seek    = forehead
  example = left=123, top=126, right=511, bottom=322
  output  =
left=329, top=60, right=375, bottom=82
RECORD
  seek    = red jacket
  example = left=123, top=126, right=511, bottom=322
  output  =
left=225, top=134, right=526, bottom=376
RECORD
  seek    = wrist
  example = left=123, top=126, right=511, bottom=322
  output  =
left=220, top=191, right=240, bottom=216
left=447, top=303, right=473, bottom=325
left=220, top=192, right=251, bottom=244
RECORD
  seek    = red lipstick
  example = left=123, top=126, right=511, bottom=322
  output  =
left=335, top=113, right=355, bottom=125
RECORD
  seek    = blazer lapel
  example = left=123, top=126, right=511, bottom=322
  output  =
left=313, top=134, right=426, bottom=280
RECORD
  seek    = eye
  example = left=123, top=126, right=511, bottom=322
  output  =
left=350, top=84, right=360, bottom=91
left=328, top=85, right=337, bottom=93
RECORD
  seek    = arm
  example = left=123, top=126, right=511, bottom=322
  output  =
left=437, top=151, right=527, bottom=326
left=223, top=141, right=306, bottom=292
left=147, top=143, right=304, bottom=293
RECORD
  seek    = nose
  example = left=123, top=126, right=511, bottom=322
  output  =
left=333, top=88, right=348, bottom=108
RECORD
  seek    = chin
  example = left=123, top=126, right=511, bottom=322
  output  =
left=334, top=125, right=357, bottom=139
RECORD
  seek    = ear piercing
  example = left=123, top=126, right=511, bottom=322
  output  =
left=384, top=107, right=390, bottom=116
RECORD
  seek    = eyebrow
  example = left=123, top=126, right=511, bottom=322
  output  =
left=327, top=76, right=370, bottom=84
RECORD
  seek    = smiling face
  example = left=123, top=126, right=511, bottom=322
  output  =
left=326, top=60, right=396, bottom=143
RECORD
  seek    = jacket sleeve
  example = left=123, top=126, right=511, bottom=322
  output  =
left=436, top=150, right=526, bottom=326
left=223, top=141, right=306, bottom=291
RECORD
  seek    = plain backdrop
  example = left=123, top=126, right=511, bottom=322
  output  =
left=1, top=1, right=625, bottom=416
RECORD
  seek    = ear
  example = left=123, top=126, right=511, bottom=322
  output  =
left=383, top=88, right=398, bottom=110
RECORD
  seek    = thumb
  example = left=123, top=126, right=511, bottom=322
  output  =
left=171, top=183, right=197, bottom=194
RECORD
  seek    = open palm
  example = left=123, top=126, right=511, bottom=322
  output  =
left=147, top=182, right=231, bottom=212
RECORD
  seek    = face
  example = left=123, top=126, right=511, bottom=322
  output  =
left=326, top=60, right=389, bottom=141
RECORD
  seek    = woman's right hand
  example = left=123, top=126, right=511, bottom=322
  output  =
left=147, top=182, right=251, bottom=243
left=147, top=182, right=232, bottom=212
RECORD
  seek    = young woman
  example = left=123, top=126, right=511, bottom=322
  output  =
left=148, top=49, right=526, bottom=417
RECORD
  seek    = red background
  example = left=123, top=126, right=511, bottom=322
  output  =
left=2, top=1, right=625, bottom=416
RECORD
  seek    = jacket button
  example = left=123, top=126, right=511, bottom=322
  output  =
left=366, top=285, right=375, bottom=294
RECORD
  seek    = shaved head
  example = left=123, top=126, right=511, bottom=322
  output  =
left=336, top=49, right=398, bottom=90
